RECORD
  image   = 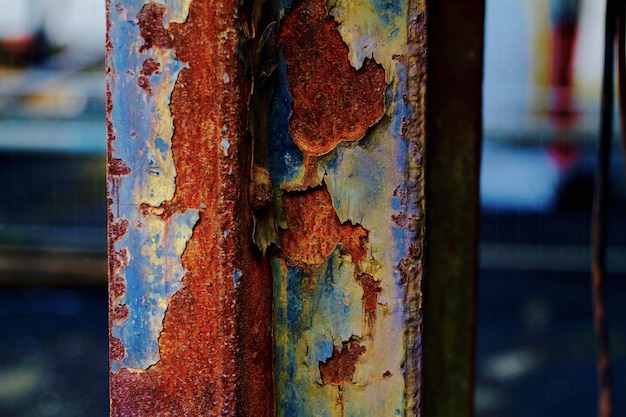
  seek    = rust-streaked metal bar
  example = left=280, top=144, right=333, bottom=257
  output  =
left=106, top=0, right=273, bottom=415
left=263, top=0, right=426, bottom=414
left=592, top=1, right=618, bottom=416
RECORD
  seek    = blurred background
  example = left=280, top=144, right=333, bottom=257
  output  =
left=0, top=1, right=108, bottom=416
left=478, top=0, right=626, bottom=415
left=0, top=0, right=625, bottom=416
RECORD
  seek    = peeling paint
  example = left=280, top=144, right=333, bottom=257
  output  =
left=319, top=339, right=367, bottom=385
left=328, top=0, right=408, bottom=80
left=108, top=0, right=197, bottom=372
left=279, top=185, right=368, bottom=266
left=269, top=0, right=425, bottom=414
left=108, top=0, right=275, bottom=415
left=109, top=0, right=424, bottom=414
left=111, top=210, right=198, bottom=370
left=279, top=0, right=386, bottom=157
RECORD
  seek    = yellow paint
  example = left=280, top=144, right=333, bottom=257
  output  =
left=327, top=0, right=408, bottom=81
left=163, top=0, right=193, bottom=26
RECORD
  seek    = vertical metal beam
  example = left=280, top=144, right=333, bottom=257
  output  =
left=264, top=0, right=426, bottom=414
left=106, top=0, right=273, bottom=415
left=423, top=1, right=484, bottom=417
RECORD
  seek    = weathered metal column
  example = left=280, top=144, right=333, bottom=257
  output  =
left=262, top=0, right=426, bottom=414
left=106, top=0, right=478, bottom=415
left=106, top=0, right=273, bottom=415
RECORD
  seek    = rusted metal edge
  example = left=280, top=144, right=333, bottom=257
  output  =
left=106, top=0, right=274, bottom=415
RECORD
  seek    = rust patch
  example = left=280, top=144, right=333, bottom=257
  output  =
left=137, top=58, right=160, bottom=94
left=138, top=201, right=184, bottom=221
left=110, top=219, right=129, bottom=243
left=279, top=185, right=368, bottom=265
left=357, top=273, right=381, bottom=313
left=357, top=272, right=381, bottom=334
left=137, top=3, right=173, bottom=52
left=110, top=336, right=125, bottom=363
left=141, top=58, right=160, bottom=76
left=319, top=339, right=367, bottom=386
left=108, top=157, right=131, bottom=177
left=279, top=0, right=386, bottom=156
left=110, top=248, right=129, bottom=272
left=112, top=304, right=130, bottom=322
left=110, top=274, right=126, bottom=299
left=109, top=0, right=275, bottom=415
left=137, top=76, right=152, bottom=94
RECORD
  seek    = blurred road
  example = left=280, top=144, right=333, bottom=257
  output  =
left=477, top=206, right=626, bottom=417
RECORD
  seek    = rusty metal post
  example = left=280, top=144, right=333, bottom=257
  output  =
left=264, top=0, right=426, bottom=414
left=106, top=0, right=273, bottom=415
left=107, top=0, right=479, bottom=415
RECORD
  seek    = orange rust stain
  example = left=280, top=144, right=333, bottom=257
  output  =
left=137, top=4, right=172, bottom=52
left=108, top=157, right=131, bottom=177
left=357, top=273, right=381, bottom=333
left=279, top=0, right=386, bottom=156
left=109, top=219, right=129, bottom=242
left=279, top=185, right=368, bottom=265
left=141, top=58, right=160, bottom=76
left=112, top=304, right=130, bottom=322
left=109, top=337, right=125, bottom=363
left=137, top=58, right=160, bottom=94
left=110, top=274, right=125, bottom=299
left=109, top=1, right=274, bottom=416
left=357, top=273, right=381, bottom=313
left=137, top=76, right=152, bottom=94
left=319, top=339, right=367, bottom=386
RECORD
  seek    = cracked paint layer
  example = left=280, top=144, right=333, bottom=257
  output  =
left=269, top=0, right=425, bottom=414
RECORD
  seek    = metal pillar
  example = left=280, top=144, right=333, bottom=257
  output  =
left=107, top=0, right=481, bottom=415
left=422, top=2, right=484, bottom=417
left=107, top=0, right=273, bottom=415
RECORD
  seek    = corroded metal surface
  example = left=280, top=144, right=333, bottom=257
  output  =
left=265, top=0, right=426, bottom=414
left=108, top=0, right=427, bottom=415
left=280, top=0, right=386, bottom=157
left=107, top=0, right=273, bottom=415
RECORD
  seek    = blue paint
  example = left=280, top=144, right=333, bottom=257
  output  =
left=285, top=265, right=306, bottom=332
left=316, top=339, right=335, bottom=363
left=233, top=269, right=242, bottom=288
left=154, top=137, right=168, bottom=156
left=372, top=0, right=404, bottom=26
left=267, top=51, right=304, bottom=188
left=112, top=210, right=199, bottom=372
